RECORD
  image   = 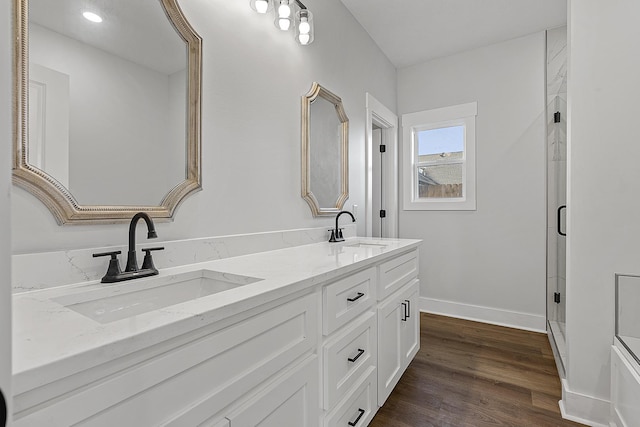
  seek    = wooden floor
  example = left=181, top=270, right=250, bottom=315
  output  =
left=370, top=313, right=584, bottom=427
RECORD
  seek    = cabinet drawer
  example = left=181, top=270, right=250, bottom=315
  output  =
left=323, top=312, right=377, bottom=410
left=323, top=268, right=376, bottom=335
left=377, top=250, right=418, bottom=300
left=225, top=355, right=319, bottom=427
left=14, top=293, right=318, bottom=427
left=324, top=367, right=376, bottom=427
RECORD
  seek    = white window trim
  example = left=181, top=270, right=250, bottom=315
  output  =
left=402, top=102, right=477, bottom=211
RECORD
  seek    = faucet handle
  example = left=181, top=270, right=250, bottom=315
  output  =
left=92, top=251, right=122, bottom=283
left=328, top=229, right=338, bottom=243
left=141, top=247, right=164, bottom=271
left=92, top=250, right=122, bottom=258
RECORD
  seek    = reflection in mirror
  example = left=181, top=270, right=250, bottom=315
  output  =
left=301, top=83, right=349, bottom=217
left=14, top=0, right=202, bottom=223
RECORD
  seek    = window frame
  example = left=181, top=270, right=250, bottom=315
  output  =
left=402, top=102, right=477, bottom=211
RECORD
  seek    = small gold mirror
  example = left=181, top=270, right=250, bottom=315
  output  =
left=301, top=83, right=349, bottom=217
left=13, top=0, right=202, bottom=224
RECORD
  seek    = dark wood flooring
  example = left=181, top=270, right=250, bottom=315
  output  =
left=370, top=313, right=585, bottom=427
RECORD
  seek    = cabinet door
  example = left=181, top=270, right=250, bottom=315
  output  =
left=377, top=280, right=420, bottom=406
left=377, top=292, right=403, bottom=406
left=226, top=355, right=319, bottom=427
left=400, top=280, right=420, bottom=368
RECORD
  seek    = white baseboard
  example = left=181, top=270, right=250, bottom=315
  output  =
left=560, top=379, right=611, bottom=427
left=419, top=297, right=546, bottom=333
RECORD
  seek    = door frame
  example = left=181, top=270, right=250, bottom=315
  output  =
left=365, top=93, right=398, bottom=238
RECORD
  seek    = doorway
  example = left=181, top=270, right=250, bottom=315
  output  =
left=365, top=93, right=398, bottom=238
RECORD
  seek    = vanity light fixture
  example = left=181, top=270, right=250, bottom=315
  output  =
left=82, top=11, right=103, bottom=23
left=249, top=0, right=272, bottom=14
left=275, top=0, right=292, bottom=31
left=249, top=0, right=314, bottom=45
left=295, top=8, right=313, bottom=45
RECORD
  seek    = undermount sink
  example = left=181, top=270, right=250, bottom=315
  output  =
left=344, top=241, right=389, bottom=249
left=53, top=270, right=263, bottom=324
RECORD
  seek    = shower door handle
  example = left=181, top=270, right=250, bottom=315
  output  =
left=557, top=205, right=566, bottom=236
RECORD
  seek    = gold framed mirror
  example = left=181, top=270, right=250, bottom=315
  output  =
left=13, top=0, right=202, bottom=224
left=301, top=82, right=349, bottom=217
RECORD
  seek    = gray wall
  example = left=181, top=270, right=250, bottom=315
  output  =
left=397, top=32, right=547, bottom=331
left=11, top=0, right=397, bottom=253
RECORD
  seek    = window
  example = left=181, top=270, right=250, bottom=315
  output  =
left=402, top=102, right=477, bottom=210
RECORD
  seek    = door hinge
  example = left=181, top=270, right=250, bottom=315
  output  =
left=379, top=209, right=386, bottom=218
left=379, top=144, right=386, bottom=153
left=554, top=111, right=561, bottom=123
left=554, top=292, right=561, bottom=304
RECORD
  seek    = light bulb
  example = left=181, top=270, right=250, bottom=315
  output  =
left=278, top=17, right=291, bottom=30
left=299, top=19, right=310, bottom=34
left=278, top=3, right=291, bottom=18
left=255, top=0, right=268, bottom=13
left=298, top=33, right=310, bottom=45
left=82, top=11, right=102, bottom=23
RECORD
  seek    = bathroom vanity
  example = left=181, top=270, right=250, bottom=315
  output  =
left=12, top=238, right=420, bottom=426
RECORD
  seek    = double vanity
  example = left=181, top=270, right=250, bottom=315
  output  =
left=13, top=237, right=421, bottom=426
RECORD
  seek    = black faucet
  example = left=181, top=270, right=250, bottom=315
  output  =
left=329, top=210, right=356, bottom=242
left=126, top=212, right=157, bottom=272
left=93, top=212, right=164, bottom=283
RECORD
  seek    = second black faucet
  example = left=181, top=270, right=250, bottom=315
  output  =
left=329, top=210, right=356, bottom=242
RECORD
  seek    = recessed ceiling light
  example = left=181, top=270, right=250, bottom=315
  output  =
left=82, top=11, right=103, bottom=23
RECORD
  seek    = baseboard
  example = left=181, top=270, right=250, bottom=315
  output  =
left=560, top=378, right=611, bottom=427
left=419, top=297, right=546, bottom=333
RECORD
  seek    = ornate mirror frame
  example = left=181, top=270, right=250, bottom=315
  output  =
left=301, top=82, right=349, bottom=217
left=13, top=0, right=202, bottom=224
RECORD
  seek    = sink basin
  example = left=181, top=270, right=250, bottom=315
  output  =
left=344, top=242, right=388, bottom=249
left=53, top=270, right=263, bottom=324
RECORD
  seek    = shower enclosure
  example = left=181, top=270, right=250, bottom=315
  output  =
left=546, top=27, right=567, bottom=376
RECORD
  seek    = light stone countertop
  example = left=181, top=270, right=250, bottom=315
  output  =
left=13, top=237, right=421, bottom=394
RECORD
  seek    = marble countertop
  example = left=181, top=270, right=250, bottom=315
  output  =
left=13, top=237, right=420, bottom=394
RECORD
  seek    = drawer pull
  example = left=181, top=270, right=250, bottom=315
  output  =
left=405, top=299, right=411, bottom=318
left=347, top=348, right=365, bottom=363
left=347, top=292, right=365, bottom=302
left=348, top=408, right=366, bottom=426
left=401, top=302, right=408, bottom=321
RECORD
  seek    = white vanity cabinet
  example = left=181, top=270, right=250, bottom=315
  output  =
left=224, top=355, right=319, bottom=427
left=376, top=249, right=420, bottom=406
left=14, top=292, right=319, bottom=427
left=377, top=279, right=419, bottom=405
left=320, top=247, right=420, bottom=426
left=320, top=266, right=378, bottom=427
left=13, top=240, right=422, bottom=427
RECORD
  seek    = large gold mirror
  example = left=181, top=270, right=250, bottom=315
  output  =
left=301, top=83, right=349, bottom=217
left=13, top=0, right=202, bottom=224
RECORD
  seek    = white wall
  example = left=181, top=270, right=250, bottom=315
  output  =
left=0, top=0, right=12, bottom=422
left=565, top=0, right=640, bottom=423
left=29, top=24, right=182, bottom=206
left=397, top=33, right=547, bottom=331
left=11, top=0, right=396, bottom=254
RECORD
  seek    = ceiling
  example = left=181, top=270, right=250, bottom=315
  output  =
left=339, top=0, right=567, bottom=69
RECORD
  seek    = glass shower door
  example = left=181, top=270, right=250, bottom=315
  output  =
left=548, top=93, right=567, bottom=373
